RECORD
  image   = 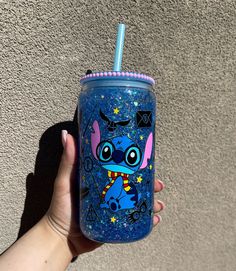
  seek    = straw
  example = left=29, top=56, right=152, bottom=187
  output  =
left=113, top=23, right=126, bottom=71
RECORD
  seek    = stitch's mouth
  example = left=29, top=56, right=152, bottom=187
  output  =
left=102, top=164, right=135, bottom=174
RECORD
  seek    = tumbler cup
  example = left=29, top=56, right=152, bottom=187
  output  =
left=78, top=72, right=156, bottom=243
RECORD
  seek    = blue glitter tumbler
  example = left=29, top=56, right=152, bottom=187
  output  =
left=78, top=72, right=156, bottom=243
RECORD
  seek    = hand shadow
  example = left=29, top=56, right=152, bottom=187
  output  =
left=17, top=109, right=78, bottom=239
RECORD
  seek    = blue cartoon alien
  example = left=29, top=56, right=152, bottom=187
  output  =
left=91, top=120, right=153, bottom=212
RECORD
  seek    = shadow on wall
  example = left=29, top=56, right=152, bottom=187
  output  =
left=17, top=109, right=78, bottom=239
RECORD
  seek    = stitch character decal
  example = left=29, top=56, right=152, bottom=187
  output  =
left=91, top=120, right=153, bottom=212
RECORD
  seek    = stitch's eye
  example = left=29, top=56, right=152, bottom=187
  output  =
left=97, top=141, right=114, bottom=162
left=125, top=146, right=141, bottom=167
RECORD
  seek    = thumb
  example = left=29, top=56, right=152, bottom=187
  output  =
left=56, top=130, right=77, bottom=186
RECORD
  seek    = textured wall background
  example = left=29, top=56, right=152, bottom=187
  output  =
left=1, top=1, right=236, bottom=270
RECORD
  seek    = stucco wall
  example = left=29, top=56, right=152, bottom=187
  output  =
left=1, top=1, right=236, bottom=270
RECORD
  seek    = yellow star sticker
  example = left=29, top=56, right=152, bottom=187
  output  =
left=140, top=135, right=144, bottom=140
left=149, top=164, right=153, bottom=170
left=111, top=216, right=116, bottom=223
left=113, top=107, right=119, bottom=114
left=137, top=176, right=143, bottom=183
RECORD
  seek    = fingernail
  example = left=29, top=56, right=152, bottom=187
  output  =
left=158, top=180, right=165, bottom=190
left=61, top=130, right=68, bottom=148
left=155, top=214, right=162, bottom=223
left=157, top=200, right=165, bottom=210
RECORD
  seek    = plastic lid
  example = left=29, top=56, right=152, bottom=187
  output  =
left=80, top=71, right=155, bottom=86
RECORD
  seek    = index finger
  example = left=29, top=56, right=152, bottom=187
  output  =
left=154, top=179, right=165, bottom=192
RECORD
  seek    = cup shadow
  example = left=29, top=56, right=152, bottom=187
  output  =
left=17, top=109, right=78, bottom=239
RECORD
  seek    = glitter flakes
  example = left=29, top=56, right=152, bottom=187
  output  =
left=113, top=107, right=120, bottom=114
left=97, top=171, right=102, bottom=178
left=111, top=216, right=117, bottom=223
left=137, top=176, right=143, bottom=183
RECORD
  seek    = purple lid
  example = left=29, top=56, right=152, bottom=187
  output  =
left=80, top=71, right=155, bottom=86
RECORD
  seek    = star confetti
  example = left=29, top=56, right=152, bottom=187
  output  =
left=113, top=108, right=119, bottom=114
left=111, top=216, right=117, bottom=223
left=149, top=164, right=153, bottom=170
left=137, top=176, right=143, bottom=183
left=140, top=135, right=144, bottom=140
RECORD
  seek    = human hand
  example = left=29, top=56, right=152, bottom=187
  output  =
left=44, top=130, right=165, bottom=257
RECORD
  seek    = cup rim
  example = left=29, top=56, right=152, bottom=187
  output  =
left=80, top=71, right=155, bottom=86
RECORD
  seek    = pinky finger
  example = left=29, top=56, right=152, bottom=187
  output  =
left=153, top=214, right=162, bottom=227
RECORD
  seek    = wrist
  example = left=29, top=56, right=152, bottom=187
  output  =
left=40, top=215, right=74, bottom=262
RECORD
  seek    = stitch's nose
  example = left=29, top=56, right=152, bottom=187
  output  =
left=112, top=150, right=124, bottom=163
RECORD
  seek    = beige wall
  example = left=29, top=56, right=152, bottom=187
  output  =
left=1, top=1, right=236, bottom=270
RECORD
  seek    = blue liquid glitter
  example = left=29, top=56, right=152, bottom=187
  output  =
left=78, top=76, right=156, bottom=243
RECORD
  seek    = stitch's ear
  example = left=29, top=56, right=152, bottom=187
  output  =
left=91, top=120, right=101, bottom=160
left=140, top=132, right=153, bottom=169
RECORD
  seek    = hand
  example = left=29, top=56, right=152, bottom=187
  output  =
left=45, top=130, right=165, bottom=257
